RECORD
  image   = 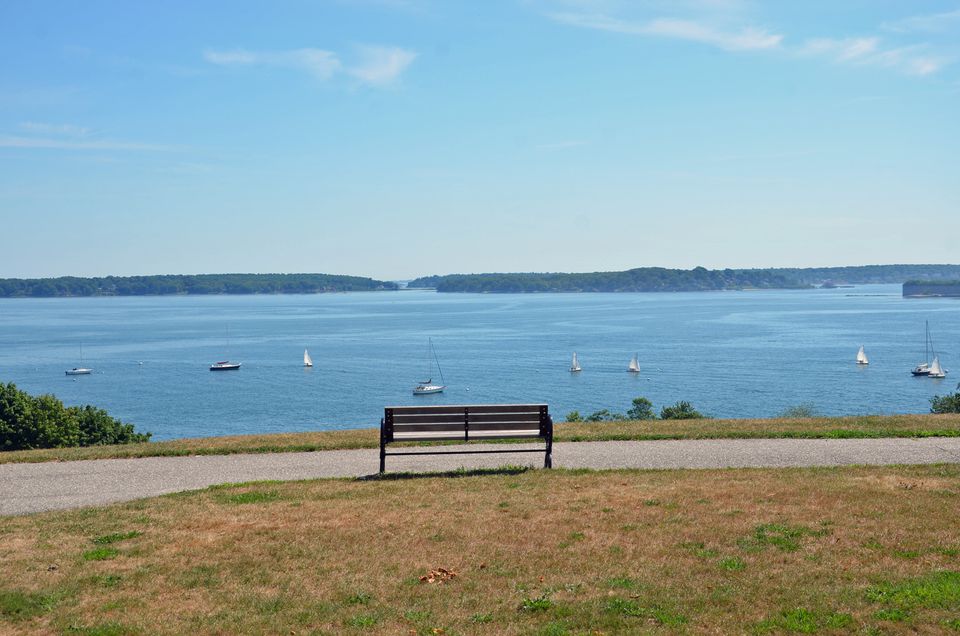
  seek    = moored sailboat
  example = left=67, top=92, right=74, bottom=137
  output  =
left=413, top=338, right=445, bottom=395
left=65, top=344, right=92, bottom=375
left=570, top=352, right=582, bottom=373
left=210, top=325, right=241, bottom=371
left=856, top=345, right=869, bottom=366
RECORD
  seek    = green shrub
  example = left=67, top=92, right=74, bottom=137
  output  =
left=626, top=397, right=657, bottom=420
left=565, top=411, right=582, bottom=423
left=660, top=401, right=704, bottom=420
left=0, top=382, right=150, bottom=451
left=931, top=387, right=960, bottom=414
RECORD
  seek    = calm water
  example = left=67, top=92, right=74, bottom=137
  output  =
left=0, top=286, right=958, bottom=441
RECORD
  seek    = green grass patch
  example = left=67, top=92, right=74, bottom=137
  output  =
left=82, top=547, right=119, bottom=561
left=873, top=607, right=910, bottom=621
left=345, top=613, right=378, bottom=628
left=92, top=530, right=142, bottom=545
left=64, top=622, right=135, bottom=636
left=605, top=577, right=639, bottom=589
left=719, top=556, right=746, bottom=572
left=866, top=570, right=960, bottom=610
left=605, top=598, right=688, bottom=626
left=681, top=541, right=720, bottom=559
left=218, top=490, right=281, bottom=505
left=754, top=607, right=854, bottom=633
left=738, top=523, right=828, bottom=553
left=520, top=594, right=553, bottom=612
left=0, top=589, right=54, bottom=621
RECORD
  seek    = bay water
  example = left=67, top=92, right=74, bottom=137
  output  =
left=0, top=285, right=957, bottom=441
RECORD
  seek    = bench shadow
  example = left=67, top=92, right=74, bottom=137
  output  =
left=357, top=466, right=533, bottom=481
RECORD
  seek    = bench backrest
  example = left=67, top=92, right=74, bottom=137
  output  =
left=382, top=404, right=551, bottom=442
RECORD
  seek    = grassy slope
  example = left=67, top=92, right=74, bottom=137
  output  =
left=2, top=413, right=960, bottom=465
left=1, top=465, right=959, bottom=634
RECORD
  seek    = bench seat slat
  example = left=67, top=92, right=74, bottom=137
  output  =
left=387, top=404, right=544, bottom=416
left=394, top=422, right=541, bottom=433
left=393, top=431, right=543, bottom=441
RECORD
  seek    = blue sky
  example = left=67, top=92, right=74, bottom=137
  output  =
left=1, top=0, right=958, bottom=280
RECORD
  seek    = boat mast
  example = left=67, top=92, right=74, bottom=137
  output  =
left=430, top=338, right=445, bottom=385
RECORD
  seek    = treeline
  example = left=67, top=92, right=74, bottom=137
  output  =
left=0, top=274, right=398, bottom=298
left=409, top=267, right=807, bottom=293
left=1, top=382, right=150, bottom=451
left=408, top=264, right=960, bottom=293
left=772, top=265, right=960, bottom=285
left=903, top=280, right=960, bottom=298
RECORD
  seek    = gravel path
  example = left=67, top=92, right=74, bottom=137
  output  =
left=3, top=437, right=960, bottom=516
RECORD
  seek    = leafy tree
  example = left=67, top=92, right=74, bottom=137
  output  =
left=0, top=383, right=150, bottom=451
left=585, top=409, right=613, bottom=422
left=660, top=401, right=704, bottom=420
left=626, top=397, right=657, bottom=420
left=930, top=385, right=960, bottom=414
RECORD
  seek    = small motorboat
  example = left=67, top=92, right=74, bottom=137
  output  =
left=210, top=361, right=241, bottom=371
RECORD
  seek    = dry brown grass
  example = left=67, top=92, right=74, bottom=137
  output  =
left=2, top=413, right=960, bottom=465
left=1, top=465, right=959, bottom=634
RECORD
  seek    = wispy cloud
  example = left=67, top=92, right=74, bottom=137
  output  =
left=548, top=12, right=782, bottom=51
left=0, top=135, right=178, bottom=151
left=19, top=122, right=91, bottom=137
left=882, top=8, right=960, bottom=33
left=346, top=45, right=418, bottom=85
left=204, top=48, right=342, bottom=79
left=800, top=37, right=948, bottom=76
left=3, top=123, right=177, bottom=151
left=203, top=44, right=416, bottom=85
left=541, top=1, right=953, bottom=77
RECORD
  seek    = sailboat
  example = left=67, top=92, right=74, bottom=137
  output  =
left=65, top=343, right=93, bottom=376
left=303, top=349, right=313, bottom=368
left=928, top=356, right=947, bottom=379
left=856, top=345, right=869, bottom=366
left=570, top=352, right=582, bottom=373
left=413, top=338, right=445, bottom=395
left=210, top=325, right=241, bottom=371
left=628, top=353, right=640, bottom=373
left=911, top=321, right=937, bottom=376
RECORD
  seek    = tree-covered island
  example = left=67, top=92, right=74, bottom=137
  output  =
left=0, top=273, right=397, bottom=298
left=408, top=264, right=960, bottom=293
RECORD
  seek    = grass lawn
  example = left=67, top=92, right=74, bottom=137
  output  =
left=2, top=413, right=960, bottom=465
left=1, top=465, right=959, bottom=634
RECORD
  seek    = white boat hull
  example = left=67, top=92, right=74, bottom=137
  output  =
left=413, top=385, right=445, bottom=395
left=65, top=368, right=92, bottom=376
left=210, top=361, right=241, bottom=371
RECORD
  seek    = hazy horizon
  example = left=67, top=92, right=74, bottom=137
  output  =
left=2, top=1, right=958, bottom=280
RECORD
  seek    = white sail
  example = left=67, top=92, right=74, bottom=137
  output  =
left=570, top=352, right=581, bottom=372
left=628, top=354, right=640, bottom=372
left=303, top=349, right=313, bottom=367
left=856, top=345, right=868, bottom=365
left=928, top=356, right=945, bottom=377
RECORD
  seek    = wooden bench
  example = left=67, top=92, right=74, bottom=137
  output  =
left=379, top=404, right=553, bottom=473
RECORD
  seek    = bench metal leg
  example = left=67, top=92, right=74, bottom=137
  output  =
left=544, top=435, right=553, bottom=469
left=379, top=443, right=386, bottom=473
